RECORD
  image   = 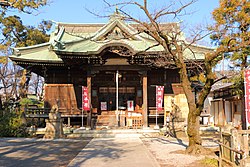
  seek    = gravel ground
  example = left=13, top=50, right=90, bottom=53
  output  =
left=141, top=137, right=219, bottom=167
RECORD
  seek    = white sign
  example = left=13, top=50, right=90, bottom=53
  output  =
left=101, top=102, right=107, bottom=111
left=127, top=100, right=134, bottom=111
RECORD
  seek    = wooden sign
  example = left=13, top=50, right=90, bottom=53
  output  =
left=101, top=102, right=107, bottom=111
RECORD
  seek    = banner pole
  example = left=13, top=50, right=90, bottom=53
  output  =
left=116, top=70, right=119, bottom=112
left=116, top=70, right=119, bottom=126
left=81, top=86, right=84, bottom=128
left=156, top=108, right=158, bottom=127
left=244, top=69, right=248, bottom=129
left=82, top=108, right=84, bottom=128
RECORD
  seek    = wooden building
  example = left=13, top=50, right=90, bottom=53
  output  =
left=208, top=83, right=243, bottom=128
left=10, top=12, right=212, bottom=128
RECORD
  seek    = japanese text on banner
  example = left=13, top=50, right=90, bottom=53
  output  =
left=156, top=86, right=164, bottom=111
left=82, top=86, right=90, bottom=111
left=245, top=69, right=250, bottom=124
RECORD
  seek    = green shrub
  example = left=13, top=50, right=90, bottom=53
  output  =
left=20, top=97, right=42, bottom=107
left=0, top=111, right=29, bottom=137
left=201, top=157, right=218, bottom=167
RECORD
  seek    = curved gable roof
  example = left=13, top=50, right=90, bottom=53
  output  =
left=10, top=12, right=213, bottom=64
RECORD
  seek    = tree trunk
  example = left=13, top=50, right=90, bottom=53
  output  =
left=186, top=107, right=203, bottom=154
left=183, top=81, right=204, bottom=154
left=177, top=57, right=205, bottom=154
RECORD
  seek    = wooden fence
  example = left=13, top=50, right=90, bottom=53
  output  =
left=44, top=84, right=80, bottom=114
left=217, top=128, right=250, bottom=167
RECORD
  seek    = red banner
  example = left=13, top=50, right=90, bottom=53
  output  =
left=127, top=100, right=134, bottom=111
left=82, top=86, right=90, bottom=111
left=156, top=86, right=164, bottom=111
left=245, top=69, right=250, bottom=124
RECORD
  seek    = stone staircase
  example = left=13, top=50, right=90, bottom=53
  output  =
left=96, top=111, right=118, bottom=128
left=66, top=129, right=160, bottom=138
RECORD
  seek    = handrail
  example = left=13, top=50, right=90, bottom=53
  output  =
left=214, top=140, right=244, bottom=155
left=235, top=130, right=250, bottom=134
left=25, top=107, right=50, bottom=115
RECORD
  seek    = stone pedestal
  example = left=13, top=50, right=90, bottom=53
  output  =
left=43, top=105, right=64, bottom=139
left=162, top=118, right=186, bottom=138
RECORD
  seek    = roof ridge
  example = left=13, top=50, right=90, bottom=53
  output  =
left=57, top=22, right=106, bottom=26
left=13, top=42, right=50, bottom=50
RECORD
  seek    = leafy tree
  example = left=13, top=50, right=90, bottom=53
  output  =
left=0, top=0, right=51, bottom=101
left=0, top=0, right=51, bottom=137
left=1, top=16, right=51, bottom=49
left=211, top=0, right=250, bottom=98
left=213, top=0, right=250, bottom=129
left=104, top=0, right=250, bottom=154
left=0, top=0, right=48, bottom=13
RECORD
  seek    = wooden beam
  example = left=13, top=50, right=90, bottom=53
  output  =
left=91, top=65, right=149, bottom=71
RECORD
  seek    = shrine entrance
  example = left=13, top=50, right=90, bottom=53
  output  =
left=91, top=70, right=143, bottom=115
left=98, top=86, right=136, bottom=111
left=89, top=69, right=144, bottom=128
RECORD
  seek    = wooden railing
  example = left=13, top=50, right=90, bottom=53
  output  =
left=216, top=128, right=250, bottom=167
left=25, top=105, right=49, bottom=118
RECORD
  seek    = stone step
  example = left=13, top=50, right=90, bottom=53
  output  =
left=100, top=111, right=116, bottom=115
left=96, top=123, right=109, bottom=127
left=97, top=115, right=116, bottom=118
left=96, top=115, right=117, bottom=127
left=67, top=133, right=142, bottom=138
left=67, top=129, right=160, bottom=138
left=35, top=127, right=160, bottom=138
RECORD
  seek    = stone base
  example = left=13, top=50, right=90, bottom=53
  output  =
left=73, top=127, right=87, bottom=133
left=43, top=119, right=64, bottom=139
left=154, top=125, right=160, bottom=130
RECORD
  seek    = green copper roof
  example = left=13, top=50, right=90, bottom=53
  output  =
left=10, top=12, right=213, bottom=64
left=10, top=43, right=63, bottom=63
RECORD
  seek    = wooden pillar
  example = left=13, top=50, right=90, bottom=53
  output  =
left=222, top=100, right=226, bottom=126
left=67, top=66, right=71, bottom=83
left=242, top=133, right=249, bottom=159
left=68, top=117, right=70, bottom=127
left=142, top=72, right=148, bottom=128
left=87, top=75, right=91, bottom=127
left=42, top=66, right=48, bottom=83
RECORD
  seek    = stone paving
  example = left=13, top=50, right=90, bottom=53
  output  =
left=0, top=138, right=90, bottom=167
left=0, top=136, right=218, bottom=167
left=68, top=137, right=159, bottom=167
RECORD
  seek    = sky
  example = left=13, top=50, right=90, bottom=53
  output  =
left=18, top=0, right=219, bottom=28
left=14, top=0, right=219, bottom=46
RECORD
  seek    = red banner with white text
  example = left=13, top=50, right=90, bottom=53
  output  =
left=156, top=86, right=164, bottom=111
left=82, top=86, right=90, bottom=111
left=245, top=69, right=250, bottom=124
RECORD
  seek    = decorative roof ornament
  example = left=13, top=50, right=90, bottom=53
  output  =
left=116, top=6, right=119, bottom=14
left=109, top=6, right=124, bottom=21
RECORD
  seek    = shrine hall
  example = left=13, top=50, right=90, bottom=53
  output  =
left=10, top=12, right=212, bottom=129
